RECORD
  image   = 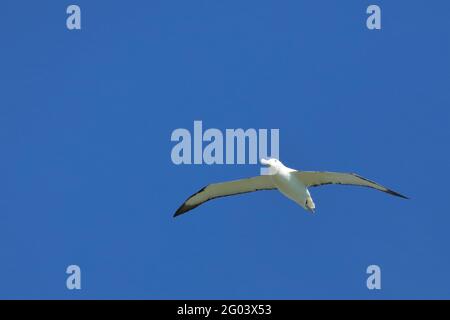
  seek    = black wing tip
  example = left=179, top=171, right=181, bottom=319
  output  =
left=351, top=173, right=409, bottom=200
left=173, top=203, right=196, bottom=218
left=173, top=185, right=208, bottom=218
left=386, top=189, right=409, bottom=200
left=173, top=207, right=183, bottom=217
left=173, top=204, right=189, bottom=217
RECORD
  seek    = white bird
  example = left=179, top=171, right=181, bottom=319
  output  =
left=173, top=158, right=408, bottom=217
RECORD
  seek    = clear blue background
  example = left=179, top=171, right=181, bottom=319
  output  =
left=1, top=1, right=449, bottom=299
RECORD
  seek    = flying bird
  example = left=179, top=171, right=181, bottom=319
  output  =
left=173, top=158, right=408, bottom=217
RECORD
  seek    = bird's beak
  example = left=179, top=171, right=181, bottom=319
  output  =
left=260, top=158, right=269, bottom=166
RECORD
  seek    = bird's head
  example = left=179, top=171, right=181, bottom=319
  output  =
left=260, top=158, right=284, bottom=174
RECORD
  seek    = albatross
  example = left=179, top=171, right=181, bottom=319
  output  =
left=173, top=158, right=408, bottom=217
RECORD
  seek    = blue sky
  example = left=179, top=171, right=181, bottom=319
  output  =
left=1, top=1, right=449, bottom=299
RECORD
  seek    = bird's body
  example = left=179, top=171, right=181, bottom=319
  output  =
left=269, top=162, right=315, bottom=212
left=173, top=159, right=407, bottom=217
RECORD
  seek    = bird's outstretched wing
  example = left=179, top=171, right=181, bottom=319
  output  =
left=294, top=171, right=408, bottom=199
left=174, top=176, right=276, bottom=217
